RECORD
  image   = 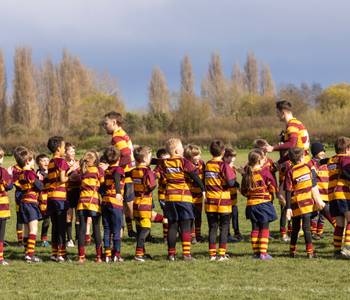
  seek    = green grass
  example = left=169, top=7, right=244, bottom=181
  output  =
left=2, top=150, right=350, bottom=300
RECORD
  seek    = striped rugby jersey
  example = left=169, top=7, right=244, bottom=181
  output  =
left=67, top=160, right=81, bottom=191
left=102, top=163, right=125, bottom=209
left=11, top=164, right=22, bottom=190
left=161, top=157, right=195, bottom=203
left=77, top=166, right=105, bottom=213
left=230, top=166, right=238, bottom=206
left=0, top=167, right=12, bottom=219
left=47, top=157, right=70, bottom=203
left=309, top=158, right=329, bottom=202
left=111, top=128, right=135, bottom=183
left=285, top=162, right=315, bottom=217
left=205, top=158, right=236, bottom=214
left=37, top=169, right=49, bottom=213
left=187, top=160, right=205, bottom=204
left=19, top=169, right=40, bottom=204
left=131, top=166, right=156, bottom=220
left=154, top=164, right=166, bottom=201
left=242, top=167, right=277, bottom=207
left=327, top=154, right=350, bottom=201
left=284, top=118, right=310, bottom=151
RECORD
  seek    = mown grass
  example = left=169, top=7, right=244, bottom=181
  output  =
left=2, top=150, right=350, bottom=300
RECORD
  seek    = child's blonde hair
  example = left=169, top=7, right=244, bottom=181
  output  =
left=165, top=138, right=182, bottom=156
left=184, top=144, right=201, bottom=160
left=80, top=151, right=99, bottom=174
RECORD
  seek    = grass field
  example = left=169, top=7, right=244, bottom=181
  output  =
left=2, top=149, right=350, bottom=300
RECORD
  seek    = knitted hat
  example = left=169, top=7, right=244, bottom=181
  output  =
left=311, top=142, right=325, bottom=157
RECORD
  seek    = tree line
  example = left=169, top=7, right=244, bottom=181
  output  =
left=0, top=48, right=349, bottom=152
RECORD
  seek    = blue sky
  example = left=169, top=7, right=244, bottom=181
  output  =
left=1, top=0, right=349, bottom=109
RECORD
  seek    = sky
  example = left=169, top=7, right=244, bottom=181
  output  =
left=1, top=0, right=350, bottom=110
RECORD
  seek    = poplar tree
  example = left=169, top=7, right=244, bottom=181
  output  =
left=148, top=66, right=170, bottom=114
left=12, top=47, right=39, bottom=130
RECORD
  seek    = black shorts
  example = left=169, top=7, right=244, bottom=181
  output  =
left=19, top=203, right=42, bottom=224
left=67, top=189, right=80, bottom=208
left=77, top=209, right=101, bottom=218
left=164, top=202, right=194, bottom=222
left=123, top=183, right=135, bottom=203
left=330, top=200, right=350, bottom=217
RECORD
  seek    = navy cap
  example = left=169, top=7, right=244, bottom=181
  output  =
left=311, top=142, right=325, bottom=157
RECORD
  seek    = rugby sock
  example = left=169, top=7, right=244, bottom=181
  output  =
left=96, top=244, right=102, bottom=259
left=290, top=244, right=297, bottom=255
left=153, top=213, right=163, bottom=223
left=27, top=234, right=36, bottom=257
left=105, top=247, right=112, bottom=258
left=78, top=246, right=85, bottom=259
left=51, top=243, right=58, bottom=257
left=218, top=243, right=227, bottom=257
left=317, top=223, right=324, bottom=236
left=209, top=243, right=216, bottom=257
left=41, top=234, right=48, bottom=242
left=311, top=218, right=317, bottom=234
left=251, top=229, right=259, bottom=254
left=168, top=247, right=176, bottom=257
left=58, top=244, right=66, bottom=257
left=23, top=237, right=28, bottom=254
left=85, top=234, right=91, bottom=244
left=280, top=227, right=287, bottom=236
left=344, top=223, right=350, bottom=247
left=306, top=243, right=313, bottom=254
left=17, top=229, right=24, bottom=243
left=182, top=231, right=191, bottom=257
left=113, top=239, right=121, bottom=257
left=0, top=241, right=4, bottom=261
left=333, top=226, right=344, bottom=252
left=162, top=221, right=168, bottom=240
left=136, top=247, right=144, bottom=257
left=259, top=229, right=269, bottom=255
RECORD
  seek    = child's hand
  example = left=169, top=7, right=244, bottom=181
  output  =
left=38, top=173, right=44, bottom=181
left=286, top=208, right=293, bottom=221
left=315, top=198, right=325, bottom=210
left=278, top=194, right=286, bottom=208
left=116, top=194, right=123, bottom=202
left=237, top=166, right=245, bottom=175
left=265, top=144, right=274, bottom=153
left=99, top=162, right=109, bottom=171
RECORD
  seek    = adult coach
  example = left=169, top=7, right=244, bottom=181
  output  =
left=265, top=100, right=311, bottom=241
left=102, top=111, right=136, bottom=237
left=266, top=100, right=310, bottom=161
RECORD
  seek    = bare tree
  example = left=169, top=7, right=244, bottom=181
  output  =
left=0, top=50, right=7, bottom=135
left=148, top=66, right=170, bottom=114
left=59, top=49, right=81, bottom=127
left=42, top=57, right=62, bottom=133
left=203, top=52, right=228, bottom=114
left=12, top=47, right=39, bottom=130
left=244, top=51, right=259, bottom=95
left=260, top=63, right=275, bottom=97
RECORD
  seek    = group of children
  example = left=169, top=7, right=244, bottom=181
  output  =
left=1, top=123, right=350, bottom=265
